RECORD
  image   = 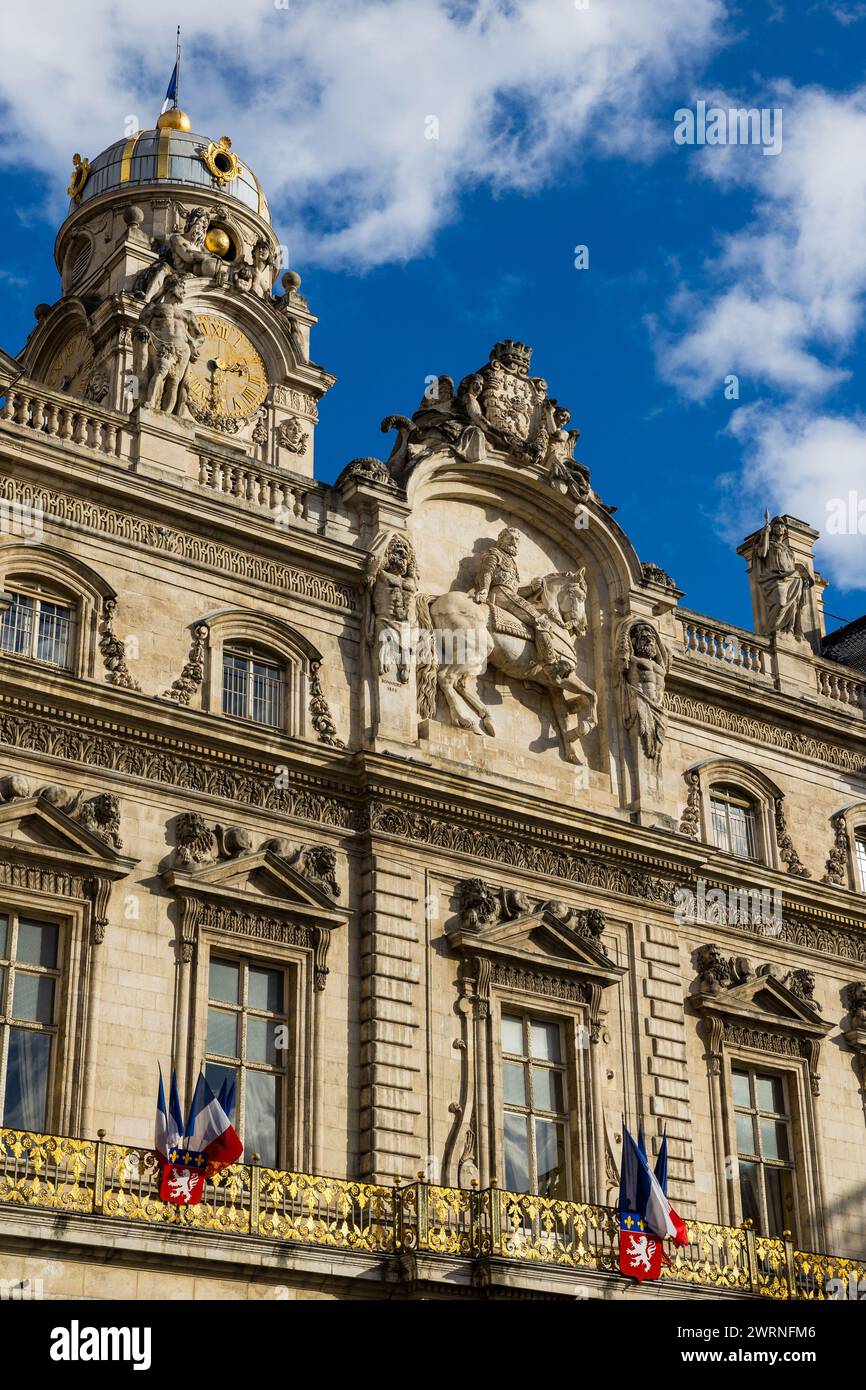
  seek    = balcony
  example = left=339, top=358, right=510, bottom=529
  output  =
left=0, top=1126, right=862, bottom=1299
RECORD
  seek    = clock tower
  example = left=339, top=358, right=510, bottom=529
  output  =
left=18, top=104, right=333, bottom=479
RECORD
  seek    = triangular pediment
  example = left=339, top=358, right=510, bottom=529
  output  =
left=0, top=795, right=131, bottom=868
left=163, top=848, right=346, bottom=923
left=450, top=907, right=624, bottom=983
left=698, top=970, right=828, bottom=1036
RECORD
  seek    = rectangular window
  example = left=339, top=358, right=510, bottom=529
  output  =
left=0, top=593, right=73, bottom=669
left=710, top=787, right=758, bottom=859
left=0, top=912, right=61, bottom=1130
left=221, top=651, right=283, bottom=728
left=501, top=1012, right=569, bottom=1199
left=855, top=834, right=866, bottom=892
left=732, top=1066, right=797, bottom=1238
left=205, top=955, right=290, bottom=1167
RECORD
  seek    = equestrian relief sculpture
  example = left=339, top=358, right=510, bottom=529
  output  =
left=417, top=528, right=597, bottom=765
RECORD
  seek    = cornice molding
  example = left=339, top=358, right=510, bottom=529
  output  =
left=0, top=472, right=357, bottom=614
left=666, top=689, right=866, bottom=776
left=3, top=694, right=866, bottom=961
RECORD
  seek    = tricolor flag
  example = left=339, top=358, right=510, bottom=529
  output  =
left=153, top=1067, right=242, bottom=1206
left=186, top=1071, right=243, bottom=1173
left=160, top=62, right=178, bottom=115
left=617, top=1123, right=688, bottom=1282
left=154, top=1065, right=184, bottom=1161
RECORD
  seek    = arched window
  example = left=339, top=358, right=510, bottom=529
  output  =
left=683, top=759, right=788, bottom=871
left=0, top=545, right=114, bottom=679
left=709, top=784, right=759, bottom=860
left=855, top=833, right=866, bottom=892
left=197, top=607, right=325, bottom=738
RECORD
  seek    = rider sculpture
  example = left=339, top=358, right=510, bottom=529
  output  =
left=472, top=528, right=571, bottom=684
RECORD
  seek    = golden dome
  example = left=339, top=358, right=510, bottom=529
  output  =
left=156, top=108, right=192, bottom=132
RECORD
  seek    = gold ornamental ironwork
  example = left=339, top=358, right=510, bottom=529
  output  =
left=199, top=136, right=240, bottom=187
left=1, top=1123, right=863, bottom=1299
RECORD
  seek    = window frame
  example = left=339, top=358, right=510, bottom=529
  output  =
left=204, top=951, right=292, bottom=1168
left=221, top=644, right=285, bottom=730
left=500, top=1009, right=571, bottom=1199
left=0, top=585, right=76, bottom=671
left=0, top=908, right=64, bottom=1132
left=730, top=1063, right=798, bottom=1240
left=709, top=784, right=760, bottom=861
left=0, top=545, right=116, bottom=680
left=687, top=761, right=783, bottom=870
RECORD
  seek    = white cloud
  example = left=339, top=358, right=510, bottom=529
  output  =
left=725, top=405, right=866, bottom=593
left=0, top=0, right=726, bottom=268
left=655, top=85, right=866, bottom=402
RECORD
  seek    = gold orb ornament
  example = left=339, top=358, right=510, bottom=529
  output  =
left=156, top=107, right=192, bottom=132
left=205, top=227, right=231, bottom=257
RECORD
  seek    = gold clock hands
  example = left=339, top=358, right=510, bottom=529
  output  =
left=207, top=355, right=248, bottom=410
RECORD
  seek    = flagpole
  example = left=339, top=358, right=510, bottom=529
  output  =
left=175, top=26, right=181, bottom=111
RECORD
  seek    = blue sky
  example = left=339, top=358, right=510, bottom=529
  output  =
left=2, top=0, right=866, bottom=633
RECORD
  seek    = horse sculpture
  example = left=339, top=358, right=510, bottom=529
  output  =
left=416, top=569, right=597, bottom=764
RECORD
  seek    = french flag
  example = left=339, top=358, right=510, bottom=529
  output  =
left=620, top=1125, right=689, bottom=1245
left=185, top=1071, right=243, bottom=1173
left=154, top=1066, right=184, bottom=1161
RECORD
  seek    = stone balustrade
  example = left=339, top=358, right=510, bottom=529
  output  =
left=0, top=382, right=127, bottom=458
left=196, top=451, right=311, bottom=521
left=678, top=610, right=770, bottom=678
left=815, top=661, right=866, bottom=711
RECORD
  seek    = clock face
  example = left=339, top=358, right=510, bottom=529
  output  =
left=188, top=314, right=268, bottom=421
left=45, top=329, right=94, bottom=398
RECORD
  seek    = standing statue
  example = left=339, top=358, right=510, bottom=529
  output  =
left=416, top=529, right=597, bottom=764
left=365, top=535, right=418, bottom=683
left=617, top=619, right=670, bottom=765
left=754, top=511, right=812, bottom=639
left=133, top=275, right=203, bottom=417
left=133, top=207, right=229, bottom=303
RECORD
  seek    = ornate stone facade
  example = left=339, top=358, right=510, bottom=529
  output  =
left=1, top=99, right=866, bottom=1305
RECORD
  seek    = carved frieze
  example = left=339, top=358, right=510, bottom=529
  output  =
left=0, top=476, right=356, bottom=613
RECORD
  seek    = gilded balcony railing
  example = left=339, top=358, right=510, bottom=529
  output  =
left=2, top=1126, right=865, bottom=1297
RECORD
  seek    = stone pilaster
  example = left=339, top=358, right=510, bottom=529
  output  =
left=358, top=853, right=423, bottom=1180
left=641, top=922, right=697, bottom=1217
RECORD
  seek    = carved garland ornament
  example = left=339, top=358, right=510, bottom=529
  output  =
left=164, top=624, right=209, bottom=705
left=99, top=600, right=141, bottom=692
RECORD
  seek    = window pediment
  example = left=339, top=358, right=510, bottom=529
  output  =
left=692, top=944, right=827, bottom=1034
left=0, top=780, right=134, bottom=875
left=450, top=878, right=625, bottom=988
left=692, top=943, right=830, bottom=1095
left=164, top=848, right=346, bottom=924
